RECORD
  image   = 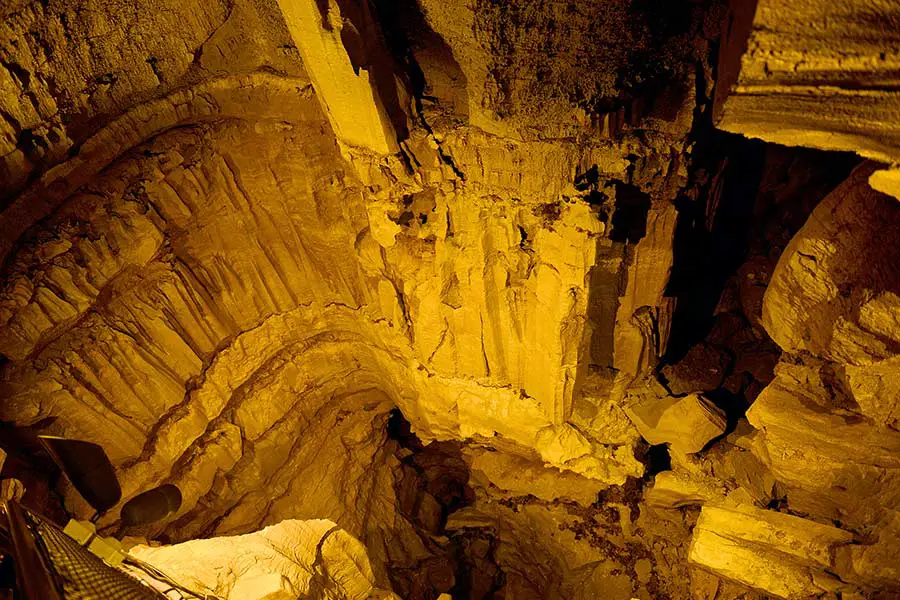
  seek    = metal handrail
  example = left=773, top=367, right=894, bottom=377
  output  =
left=3, top=501, right=64, bottom=600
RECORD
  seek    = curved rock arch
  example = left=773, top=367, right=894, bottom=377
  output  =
left=0, top=74, right=322, bottom=265
left=0, top=99, right=442, bottom=583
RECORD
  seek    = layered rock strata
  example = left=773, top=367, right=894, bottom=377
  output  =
left=2, top=0, right=900, bottom=598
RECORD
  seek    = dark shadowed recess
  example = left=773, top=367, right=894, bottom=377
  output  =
left=369, top=0, right=469, bottom=122
left=610, top=182, right=652, bottom=244
left=0, top=418, right=68, bottom=525
left=660, top=130, right=861, bottom=424
left=664, top=131, right=768, bottom=363
left=386, top=409, right=506, bottom=600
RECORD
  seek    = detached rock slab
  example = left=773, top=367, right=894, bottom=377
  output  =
left=762, top=163, right=900, bottom=365
left=689, top=505, right=857, bottom=600
left=645, top=471, right=725, bottom=509
left=128, top=519, right=398, bottom=600
left=625, top=393, right=727, bottom=454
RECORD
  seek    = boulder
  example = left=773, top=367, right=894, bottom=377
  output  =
left=762, top=163, right=900, bottom=365
left=626, top=393, right=727, bottom=454
left=689, top=504, right=856, bottom=599
left=746, top=361, right=900, bottom=530
left=128, top=519, right=399, bottom=600
left=660, top=343, right=732, bottom=395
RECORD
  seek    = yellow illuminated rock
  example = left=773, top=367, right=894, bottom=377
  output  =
left=276, top=0, right=401, bottom=154
left=128, top=519, right=399, bottom=600
left=689, top=505, right=856, bottom=599
left=625, top=392, right=727, bottom=455
left=1, top=0, right=900, bottom=598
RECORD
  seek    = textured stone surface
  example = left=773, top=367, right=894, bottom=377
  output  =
left=464, top=447, right=607, bottom=505
left=0, top=1, right=705, bottom=596
left=715, top=0, right=900, bottom=197
left=2, top=0, right=900, bottom=598
left=278, top=0, right=401, bottom=153
left=0, top=0, right=305, bottom=208
left=129, top=519, right=398, bottom=600
left=446, top=488, right=696, bottom=600
left=762, top=163, right=900, bottom=365
left=689, top=505, right=856, bottom=599
left=660, top=343, right=731, bottom=395
left=746, top=361, right=900, bottom=531
left=410, top=0, right=704, bottom=141
left=626, top=393, right=727, bottom=454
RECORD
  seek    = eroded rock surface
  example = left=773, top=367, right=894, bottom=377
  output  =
left=129, top=519, right=398, bottom=600
left=2, top=0, right=900, bottom=598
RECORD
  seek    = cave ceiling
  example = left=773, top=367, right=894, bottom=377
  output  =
left=1, top=0, right=900, bottom=598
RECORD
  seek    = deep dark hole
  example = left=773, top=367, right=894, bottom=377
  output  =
left=609, top=181, right=651, bottom=243
left=386, top=407, right=425, bottom=451
left=662, top=131, right=860, bottom=364
left=449, top=531, right=506, bottom=600
left=585, top=189, right=609, bottom=208
left=386, top=408, right=505, bottom=600
left=574, top=165, right=600, bottom=191
left=645, top=444, right=671, bottom=476
left=703, top=388, right=750, bottom=434
left=663, top=132, right=767, bottom=362
left=396, top=211, right=415, bottom=227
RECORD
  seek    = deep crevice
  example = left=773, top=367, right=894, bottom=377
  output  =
left=386, top=408, right=506, bottom=600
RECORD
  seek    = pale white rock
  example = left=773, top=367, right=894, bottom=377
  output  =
left=230, top=573, right=295, bottom=600
left=128, top=519, right=399, bottom=600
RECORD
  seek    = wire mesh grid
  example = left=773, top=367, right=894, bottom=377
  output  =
left=22, top=509, right=165, bottom=600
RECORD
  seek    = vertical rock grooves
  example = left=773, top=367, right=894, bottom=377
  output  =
left=2, top=0, right=900, bottom=598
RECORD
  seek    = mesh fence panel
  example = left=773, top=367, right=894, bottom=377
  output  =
left=22, top=509, right=164, bottom=600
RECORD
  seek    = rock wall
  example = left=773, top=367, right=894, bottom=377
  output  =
left=1, top=0, right=900, bottom=598
left=715, top=0, right=900, bottom=198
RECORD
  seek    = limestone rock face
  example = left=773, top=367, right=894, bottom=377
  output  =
left=689, top=505, right=856, bottom=600
left=715, top=0, right=900, bottom=197
left=3, top=0, right=900, bottom=598
left=762, top=163, right=900, bottom=365
left=679, top=165, right=900, bottom=597
left=404, top=0, right=703, bottom=140
left=745, top=361, right=900, bottom=531
left=0, top=0, right=708, bottom=596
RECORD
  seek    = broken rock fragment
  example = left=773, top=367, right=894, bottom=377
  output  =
left=660, top=342, right=732, bottom=394
left=625, top=392, right=727, bottom=454
left=645, top=470, right=724, bottom=509
left=689, top=504, right=858, bottom=600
